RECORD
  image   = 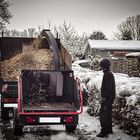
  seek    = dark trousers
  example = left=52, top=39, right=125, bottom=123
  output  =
left=99, top=100, right=113, bottom=133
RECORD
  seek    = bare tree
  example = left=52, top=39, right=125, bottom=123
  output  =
left=20, top=29, right=28, bottom=37
left=114, top=15, right=140, bottom=40
left=89, top=30, right=108, bottom=40
left=0, top=0, right=12, bottom=30
left=4, top=29, right=10, bottom=36
left=47, top=19, right=52, bottom=29
left=11, top=29, right=20, bottom=37
left=28, top=28, right=35, bottom=37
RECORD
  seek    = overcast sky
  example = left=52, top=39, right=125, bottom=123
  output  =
left=6, top=0, right=140, bottom=39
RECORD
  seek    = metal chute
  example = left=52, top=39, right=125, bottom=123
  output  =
left=41, top=29, right=60, bottom=70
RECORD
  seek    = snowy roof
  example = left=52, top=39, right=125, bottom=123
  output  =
left=88, top=39, right=140, bottom=51
left=125, top=52, right=140, bottom=58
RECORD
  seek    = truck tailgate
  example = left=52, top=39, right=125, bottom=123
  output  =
left=22, top=103, right=77, bottom=112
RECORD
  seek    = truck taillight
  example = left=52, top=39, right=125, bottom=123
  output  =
left=26, top=116, right=35, bottom=123
left=63, top=116, right=74, bottom=123
left=4, top=98, right=17, bottom=103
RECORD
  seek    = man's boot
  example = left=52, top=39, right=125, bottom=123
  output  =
left=96, top=131, right=108, bottom=137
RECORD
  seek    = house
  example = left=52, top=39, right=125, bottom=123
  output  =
left=83, top=39, right=140, bottom=59
left=83, top=40, right=140, bottom=76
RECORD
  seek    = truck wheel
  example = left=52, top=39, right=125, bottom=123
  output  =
left=65, top=124, right=77, bottom=133
left=13, top=108, right=23, bottom=135
left=1, top=108, right=9, bottom=121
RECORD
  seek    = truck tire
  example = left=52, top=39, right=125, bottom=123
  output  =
left=65, top=124, right=77, bottom=133
left=13, top=108, right=23, bottom=135
left=1, top=108, right=9, bottom=121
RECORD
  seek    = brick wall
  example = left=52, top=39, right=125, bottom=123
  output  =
left=127, top=58, right=140, bottom=77
left=111, top=58, right=140, bottom=77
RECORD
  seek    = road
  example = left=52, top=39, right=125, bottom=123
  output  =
left=0, top=120, right=79, bottom=140
left=0, top=107, right=138, bottom=140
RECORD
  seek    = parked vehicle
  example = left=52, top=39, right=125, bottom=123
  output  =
left=1, top=30, right=83, bottom=135
left=1, top=80, right=18, bottom=120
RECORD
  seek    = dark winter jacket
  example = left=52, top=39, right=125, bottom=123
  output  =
left=101, top=68, right=116, bottom=101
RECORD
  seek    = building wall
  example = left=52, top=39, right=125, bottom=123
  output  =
left=84, top=42, right=140, bottom=76
left=85, top=47, right=140, bottom=77
left=111, top=58, right=128, bottom=74
left=127, top=58, right=140, bottom=77
left=111, top=58, right=140, bottom=77
left=0, top=37, right=34, bottom=61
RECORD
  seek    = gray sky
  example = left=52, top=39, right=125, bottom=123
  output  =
left=6, top=0, right=140, bottom=39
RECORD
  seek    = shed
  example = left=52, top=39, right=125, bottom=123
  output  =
left=83, top=40, right=140, bottom=76
left=84, top=40, right=140, bottom=59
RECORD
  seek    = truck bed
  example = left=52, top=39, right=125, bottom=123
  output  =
left=20, top=70, right=80, bottom=112
left=22, top=102, right=77, bottom=112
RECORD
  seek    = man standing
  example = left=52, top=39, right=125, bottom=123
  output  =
left=97, top=58, right=116, bottom=137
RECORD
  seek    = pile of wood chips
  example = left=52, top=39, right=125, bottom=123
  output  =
left=1, top=49, right=53, bottom=80
left=1, top=38, right=53, bottom=80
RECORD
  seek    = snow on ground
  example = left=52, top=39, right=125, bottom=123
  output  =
left=19, top=107, right=138, bottom=140
left=78, top=107, right=138, bottom=140
left=0, top=107, right=138, bottom=140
